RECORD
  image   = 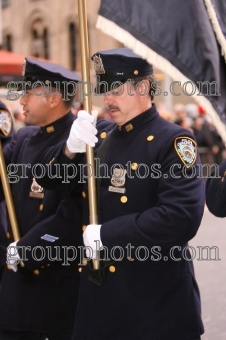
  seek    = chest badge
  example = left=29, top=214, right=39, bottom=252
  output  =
left=29, top=178, right=44, bottom=199
left=108, top=168, right=127, bottom=194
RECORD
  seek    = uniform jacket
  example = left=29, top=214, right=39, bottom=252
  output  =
left=0, top=112, right=83, bottom=333
left=206, top=159, right=226, bottom=217
left=38, top=106, right=205, bottom=340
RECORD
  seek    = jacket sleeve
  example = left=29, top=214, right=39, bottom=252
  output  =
left=206, top=160, right=226, bottom=217
left=15, top=191, right=83, bottom=270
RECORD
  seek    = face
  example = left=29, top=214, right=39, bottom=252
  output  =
left=104, top=80, right=151, bottom=126
left=20, top=87, right=52, bottom=126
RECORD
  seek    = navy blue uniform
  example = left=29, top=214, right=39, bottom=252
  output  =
left=0, top=112, right=83, bottom=336
left=206, top=160, right=226, bottom=217
left=38, top=106, right=205, bottom=340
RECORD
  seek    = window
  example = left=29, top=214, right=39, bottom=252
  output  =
left=30, top=19, right=49, bottom=59
left=69, top=23, right=76, bottom=70
left=5, top=34, right=12, bottom=51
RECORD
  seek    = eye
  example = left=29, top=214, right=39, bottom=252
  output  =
left=111, top=89, right=120, bottom=95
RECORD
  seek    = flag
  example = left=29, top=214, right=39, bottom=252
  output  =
left=96, top=0, right=226, bottom=142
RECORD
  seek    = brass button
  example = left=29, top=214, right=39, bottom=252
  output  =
left=82, top=225, right=87, bottom=232
left=134, top=70, right=139, bottom=75
left=100, top=132, right=107, bottom=139
left=131, top=162, right=138, bottom=170
left=47, top=264, right=51, bottom=267
left=41, top=266, right=45, bottom=269
left=78, top=267, right=82, bottom=273
left=120, top=196, right=127, bottom=203
left=33, top=269, right=40, bottom=275
left=6, top=232, right=10, bottom=239
left=39, top=204, right=44, bottom=211
left=82, top=259, right=88, bottom=266
left=147, top=135, right=154, bottom=141
left=109, top=265, right=116, bottom=273
left=82, top=191, right=86, bottom=198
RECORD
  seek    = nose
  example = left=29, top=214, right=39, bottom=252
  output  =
left=20, top=94, right=27, bottom=105
left=103, top=92, right=112, bottom=104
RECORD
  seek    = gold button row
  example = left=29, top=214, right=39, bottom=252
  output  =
left=77, top=265, right=116, bottom=273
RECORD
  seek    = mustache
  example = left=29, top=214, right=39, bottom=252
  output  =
left=107, top=105, right=119, bottom=111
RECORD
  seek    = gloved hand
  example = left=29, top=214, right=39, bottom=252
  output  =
left=66, top=110, right=98, bottom=153
left=6, top=241, right=20, bottom=272
left=83, top=224, right=103, bottom=259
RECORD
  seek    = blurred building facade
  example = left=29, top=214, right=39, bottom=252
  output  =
left=0, top=0, right=204, bottom=113
left=1, top=0, right=121, bottom=71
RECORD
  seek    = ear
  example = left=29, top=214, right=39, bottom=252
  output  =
left=137, top=80, right=150, bottom=96
left=49, top=93, right=62, bottom=108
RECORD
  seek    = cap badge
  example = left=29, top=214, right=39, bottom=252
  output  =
left=92, top=55, right=105, bottom=74
left=22, top=59, right=26, bottom=76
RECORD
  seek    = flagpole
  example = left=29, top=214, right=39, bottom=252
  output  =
left=77, top=0, right=100, bottom=269
left=0, top=140, right=25, bottom=268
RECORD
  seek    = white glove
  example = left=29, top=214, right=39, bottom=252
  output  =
left=66, top=110, right=98, bottom=153
left=6, top=241, right=20, bottom=272
left=83, top=224, right=103, bottom=259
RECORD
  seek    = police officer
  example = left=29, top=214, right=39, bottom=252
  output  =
left=38, top=48, right=205, bottom=340
left=0, top=100, right=15, bottom=283
left=206, top=161, right=226, bottom=216
left=0, top=59, right=83, bottom=340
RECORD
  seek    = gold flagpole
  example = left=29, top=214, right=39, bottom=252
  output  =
left=78, top=0, right=100, bottom=269
left=0, top=140, right=24, bottom=267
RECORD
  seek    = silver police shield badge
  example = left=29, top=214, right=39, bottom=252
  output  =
left=29, top=178, right=44, bottom=199
left=174, top=137, right=197, bottom=167
left=109, top=168, right=127, bottom=193
left=0, top=110, right=12, bottom=136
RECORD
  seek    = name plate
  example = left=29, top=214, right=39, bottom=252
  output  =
left=108, top=186, right=126, bottom=194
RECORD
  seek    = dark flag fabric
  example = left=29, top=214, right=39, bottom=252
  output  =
left=205, top=0, right=226, bottom=58
left=96, top=0, right=226, bottom=142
